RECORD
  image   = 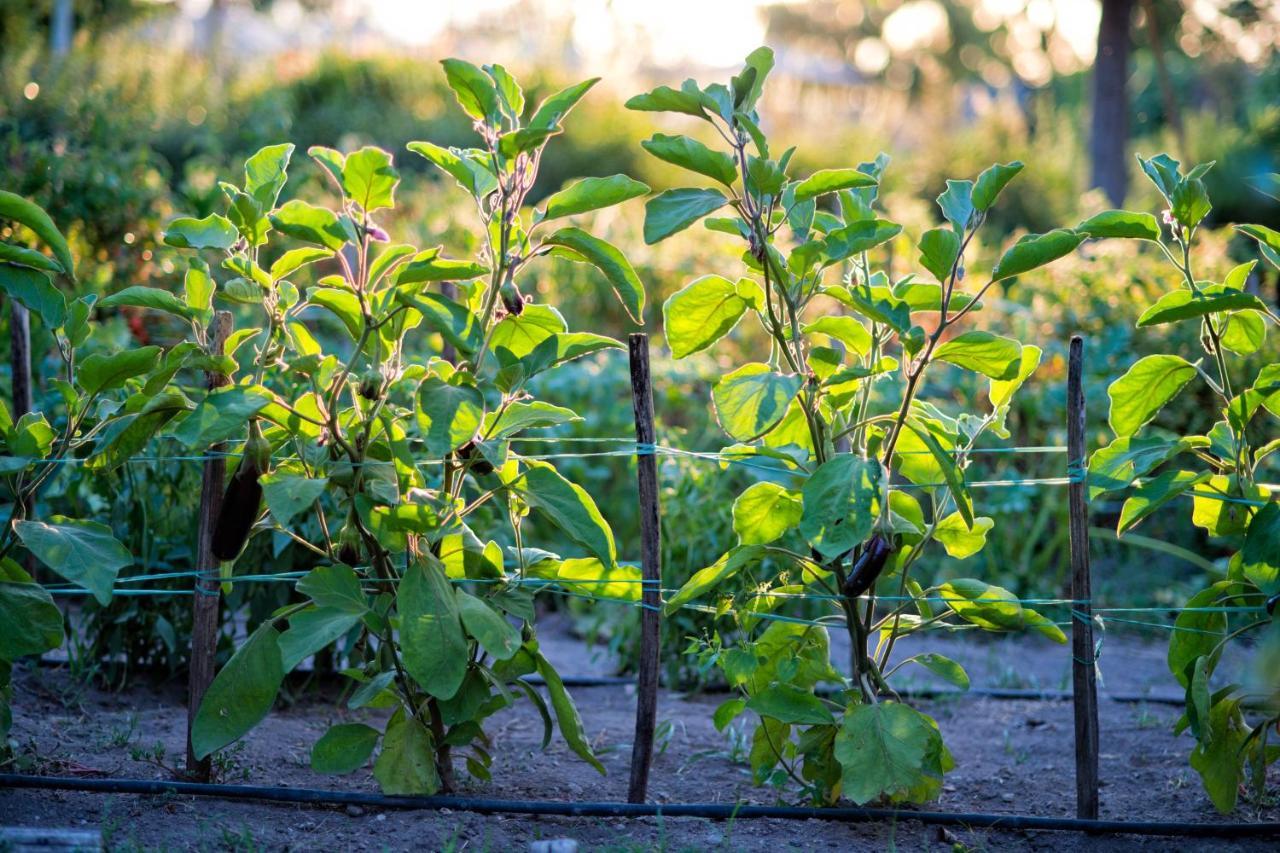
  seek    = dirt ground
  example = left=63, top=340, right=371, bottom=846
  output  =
left=2, top=617, right=1277, bottom=852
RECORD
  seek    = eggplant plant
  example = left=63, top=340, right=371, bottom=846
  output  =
left=130, top=62, right=648, bottom=793
left=629, top=48, right=1077, bottom=805
left=0, top=192, right=146, bottom=739
left=1083, top=155, right=1280, bottom=813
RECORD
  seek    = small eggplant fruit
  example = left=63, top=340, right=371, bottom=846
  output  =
left=842, top=534, right=894, bottom=599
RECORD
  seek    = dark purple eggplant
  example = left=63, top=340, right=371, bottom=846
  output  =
left=1267, top=592, right=1279, bottom=617
left=842, top=534, right=894, bottom=599
left=210, top=425, right=270, bottom=561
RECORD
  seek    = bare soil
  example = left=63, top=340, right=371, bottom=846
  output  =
left=2, top=616, right=1276, bottom=852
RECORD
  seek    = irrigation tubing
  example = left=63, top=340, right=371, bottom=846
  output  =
left=2, top=775, right=1277, bottom=838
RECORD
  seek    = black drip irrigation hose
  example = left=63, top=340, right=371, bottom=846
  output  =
left=2, top=775, right=1277, bottom=839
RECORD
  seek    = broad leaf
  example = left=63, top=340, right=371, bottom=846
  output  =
left=163, top=214, right=237, bottom=250
left=663, top=275, right=752, bottom=358
left=518, top=461, right=616, bottom=567
left=539, top=174, right=649, bottom=222
left=934, top=332, right=1021, bottom=380
left=15, top=517, right=131, bottom=605
left=1107, top=354, right=1197, bottom=436
left=400, top=557, right=468, bottom=699
left=192, top=623, right=284, bottom=759
left=733, top=482, right=803, bottom=546
left=1077, top=210, right=1161, bottom=241
left=417, top=378, right=484, bottom=457
left=643, top=188, right=727, bottom=244
left=711, top=363, right=803, bottom=442
left=835, top=702, right=949, bottom=805
left=312, top=723, right=379, bottom=774
left=971, top=161, right=1023, bottom=211
left=794, top=168, right=876, bottom=202
left=800, top=455, right=881, bottom=559
left=991, top=229, right=1084, bottom=281
left=640, top=134, right=737, bottom=186
left=0, top=264, right=66, bottom=329
left=543, top=228, right=644, bottom=323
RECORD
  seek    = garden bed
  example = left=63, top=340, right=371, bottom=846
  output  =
left=3, top=616, right=1275, bottom=852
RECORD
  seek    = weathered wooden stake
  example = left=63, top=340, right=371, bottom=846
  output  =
left=1067, top=334, right=1100, bottom=819
left=186, top=311, right=233, bottom=780
left=627, top=333, right=662, bottom=804
left=9, top=301, right=31, bottom=418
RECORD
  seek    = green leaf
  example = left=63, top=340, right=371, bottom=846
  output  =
left=1137, top=287, right=1268, bottom=327
left=822, top=219, right=902, bottom=262
left=0, top=243, right=61, bottom=274
left=0, top=190, right=75, bottom=278
left=14, top=517, right=131, bottom=606
left=1107, top=354, right=1197, bottom=437
left=518, top=461, right=616, bottom=567
left=1137, top=153, right=1181, bottom=201
left=0, top=581, right=63, bottom=659
left=733, top=482, right=803, bottom=546
left=534, top=651, right=605, bottom=774
left=934, top=514, right=993, bottom=559
left=542, top=228, right=644, bottom=324
left=407, top=141, right=498, bottom=199
left=278, top=606, right=360, bottom=672
left=373, top=709, right=440, bottom=795
left=269, top=247, right=333, bottom=281
left=1236, top=223, right=1280, bottom=270
left=342, top=146, right=399, bottom=212
left=1240, top=502, right=1280, bottom=594
left=1171, top=178, right=1211, bottom=228
left=908, top=654, right=970, bottom=689
left=1077, top=210, right=1161, bottom=241
left=664, top=545, right=764, bottom=613
left=640, top=134, right=737, bottom=186
left=455, top=590, right=521, bottom=660
left=260, top=472, right=327, bottom=527
left=400, top=292, right=483, bottom=355
left=793, top=168, right=877, bottom=203
left=163, top=214, right=238, bottom=250
left=0, top=264, right=66, bottom=329
left=1087, top=434, right=1206, bottom=498
left=539, top=174, right=649, bottom=222
left=917, top=227, right=961, bottom=283
left=416, top=377, right=484, bottom=457
left=663, top=275, right=753, bottom=358
left=1168, top=583, right=1229, bottom=688
left=172, top=385, right=275, bottom=448
left=527, top=78, right=598, bottom=131
left=1189, top=697, right=1249, bottom=814
left=711, top=363, right=803, bottom=442
left=936, top=180, right=974, bottom=233
left=296, top=565, right=367, bottom=614
left=309, top=288, right=362, bottom=339
left=643, top=188, right=728, bottom=244
left=99, top=286, right=194, bottom=320
left=746, top=684, right=834, bottom=725
left=835, top=702, right=948, bottom=805
left=441, top=58, right=501, bottom=123
left=625, top=82, right=709, bottom=119
left=192, top=622, right=284, bottom=759
left=802, top=316, right=872, bottom=357
left=312, top=723, right=380, bottom=774
left=243, top=143, right=293, bottom=209
left=939, top=578, right=1066, bottom=643
left=483, top=401, right=581, bottom=440
left=800, top=455, right=881, bottom=560
left=1117, top=469, right=1211, bottom=534
left=971, top=161, right=1023, bottom=211
left=991, top=229, right=1084, bottom=281
left=269, top=200, right=349, bottom=251
left=934, top=332, right=1021, bottom=379
left=400, top=557, right=468, bottom=700
left=1221, top=310, right=1266, bottom=355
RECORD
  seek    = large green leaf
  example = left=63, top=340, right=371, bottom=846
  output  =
left=441, top=58, right=501, bottom=123
left=260, top=472, right=327, bottom=527
left=712, top=363, right=803, bottom=442
left=1168, top=583, right=1229, bottom=688
left=971, top=161, right=1023, bottom=211
left=278, top=606, right=361, bottom=672
left=0, top=190, right=74, bottom=277
left=192, top=622, right=284, bottom=759
left=543, top=227, right=644, bottom=324
left=0, top=263, right=66, bottom=329
left=1240, top=503, right=1280, bottom=594
left=163, top=214, right=238, bottom=250
left=933, top=332, right=1021, bottom=379
left=407, top=141, right=498, bottom=199
left=342, top=146, right=398, bottom=212
left=311, top=723, right=380, bottom=774
left=643, top=188, right=727, bottom=244
left=640, top=134, right=737, bottom=186
left=455, top=590, right=521, bottom=660
left=373, top=709, right=440, bottom=795
left=243, top=143, right=293, bottom=209
left=416, top=377, right=484, bottom=457
left=1189, top=698, right=1249, bottom=814
left=172, top=385, right=275, bottom=448
left=528, top=77, right=598, bottom=130
left=99, top=286, right=195, bottom=321
left=938, top=578, right=1066, bottom=643
left=296, top=564, right=367, bottom=614
left=664, top=545, right=764, bottom=613
left=400, top=292, right=483, bottom=355
left=269, top=200, right=349, bottom=251
left=1107, top=354, right=1197, bottom=437
left=0, top=580, right=63, bottom=660
left=518, top=461, right=616, bottom=567
left=539, top=174, right=649, bottom=222
left=1087, top=434, right=1207, bottom=498
left=395, top=249, right=487, bottom=285
left=15, top=517, right=131, bottom=605
left=834, top=702, right=949, bottom=805
left=990, top=229, right=1084, bottom=281
left=793, top=168, right=876, bottom=202
left=400, top=558, right=468, bottom=699
left=663, top=275, right=754, bottom=358
left=1077, top=210, right=1161, bottom=241
left=1137, top=287, right=1268, bottom=327
left=917, top=227, right=961, bottom=283
left=746, top=684, right=833, bottom=725
left=802, top=316, right=872, bottom=357
left=800, top=455, right=881, bottom=559
left=733, top=482, right=803, bottom=546
left=822, top=219, right=902, bottom=262
left=626, top=82, right=710, bottom=119
left=1117, top=469, right=1211, bottom=534
left=77, top=347, right=162, bottom=396
left=534, top=651, right=605, bottom=774
left=934, top=514, right=993, bottom=559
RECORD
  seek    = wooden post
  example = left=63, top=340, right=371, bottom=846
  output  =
left=1067, top=335, right=1100, bottom=819
left=626, top=333, right=662, bottom=804
left=10, top=301, right=31, bottom=418
left=186, top=311, right=232, bottom=780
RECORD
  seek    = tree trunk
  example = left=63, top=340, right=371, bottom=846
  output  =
left=50, top=0, right=73, bottom=55
left=1090, top=0, right=1135, bottom=207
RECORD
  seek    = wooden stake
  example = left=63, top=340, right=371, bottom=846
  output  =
left=10, top=301, right=31, bottom=417
left=627, top=333, right=662, bottom=804
left=186, top=311, right=233, bottom=780
left=1068, top=334, right=1100, bottom=819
